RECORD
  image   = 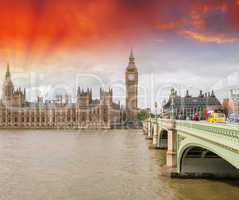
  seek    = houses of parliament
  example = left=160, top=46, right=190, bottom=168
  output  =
left=0, top=51, right=139, bottom=129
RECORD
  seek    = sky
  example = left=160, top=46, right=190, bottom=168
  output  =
left=0, top=0, right=239, bottom=108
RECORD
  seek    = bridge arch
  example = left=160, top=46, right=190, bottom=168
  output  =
left=178, top=141, right=239, bottom=178
left=158, top=129, right=168, bottom=149
left=150, top=125, right=154, bottom=137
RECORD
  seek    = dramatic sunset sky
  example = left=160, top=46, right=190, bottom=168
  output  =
left=0, top=0, right=239, bottom=107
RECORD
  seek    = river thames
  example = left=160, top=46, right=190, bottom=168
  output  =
left=0, top=130, right=238, bottom=200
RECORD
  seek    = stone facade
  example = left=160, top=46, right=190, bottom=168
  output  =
left=0, top=65, right=125, bottom=129
left=163, top=89, right=222, bottom=120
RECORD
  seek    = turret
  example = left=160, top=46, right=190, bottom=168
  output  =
left=185, top=90, right=189, bottom=97
left=5, top=63, right=11, bottom=80
left=37, top=96, right=44, bottom=104
left=199, top=90, right=203, bottom=97
left=211, top=90, right=215, bottom=97
left=2, top=64, right=14, bottom=103
left=100, top=88, right=113, bottom=105
left=77, top=87, right=92, bottom=107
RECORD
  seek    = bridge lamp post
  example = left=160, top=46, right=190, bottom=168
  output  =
left=147, top=108, right=150, bottom=120
left=155, top=102, right=158, bottom=123
left=160, top=101, right=164, bottom=119
left=170, top=89, right=176, bottom=120
left=149, top=107, right=152, bottom=125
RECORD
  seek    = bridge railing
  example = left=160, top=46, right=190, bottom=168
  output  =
left=175, top=120, right=239, bottom=143
left=144, top=118, right=239, bottom=143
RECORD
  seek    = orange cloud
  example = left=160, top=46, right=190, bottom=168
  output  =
left=0, top=0, right=142, bottom=65
left=155, top=1, right=229, bottom=32
left=201, top=2, right=228, bottom=13
left=190, top=2, right=228, bottom=30
left=155, top=19, right=187, bottom=30
left=191, top=10, right=205, bottom=30
left=0, top=0, right=238, bottom=68
left=180, top=30, right=239, bottom=44
left=155, top=22, right=177, bottom=30
left=154, top=20, right=185, bottom=30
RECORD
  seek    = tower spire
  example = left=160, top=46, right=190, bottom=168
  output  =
left=129, top=48, right=135, bottom=64
left=130, top=48, right=134, bottom=58
left=5, top=63, right=11, bottom=79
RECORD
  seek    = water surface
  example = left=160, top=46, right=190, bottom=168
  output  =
left=0, top=130, right=238, bottom=200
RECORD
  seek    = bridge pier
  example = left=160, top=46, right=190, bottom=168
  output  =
left=152, top=123, right=159, bottom=148
left=146, top=120, right=153, bottom=140
left=166, top=129, right=177, bottom=168
left=157, top=129, right=168, bottom=149
left=159, top=119, right=177, bottom=176
left=143, top=120, right=150, bottom=136
left=143, top=121, right=148, bottom=135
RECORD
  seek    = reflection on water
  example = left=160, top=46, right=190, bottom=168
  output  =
left=0, top=129, right=238, bottom=200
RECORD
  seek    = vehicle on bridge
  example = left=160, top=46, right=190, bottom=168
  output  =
left=228, top=113, right=239, bottom=123
left=193, top=112, right=200, bottom=121
left=208, top=113, right=226, bottom=123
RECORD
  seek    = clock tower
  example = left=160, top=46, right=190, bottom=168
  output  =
left=126, top=49, right=138, bottom=121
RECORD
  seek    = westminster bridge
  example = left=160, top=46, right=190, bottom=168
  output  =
left=143, top=118, right=239, bottom=178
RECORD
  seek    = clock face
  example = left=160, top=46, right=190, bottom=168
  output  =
left=128, top=74, right=135, bottom=81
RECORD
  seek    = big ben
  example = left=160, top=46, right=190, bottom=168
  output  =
left=126, top=49, right=138, bottom=122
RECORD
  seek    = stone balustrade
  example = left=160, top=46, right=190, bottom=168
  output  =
left=143, top=117, right=239, bottom=178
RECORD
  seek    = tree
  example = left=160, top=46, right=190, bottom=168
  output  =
left=137, top=109, right=149, bottom=121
